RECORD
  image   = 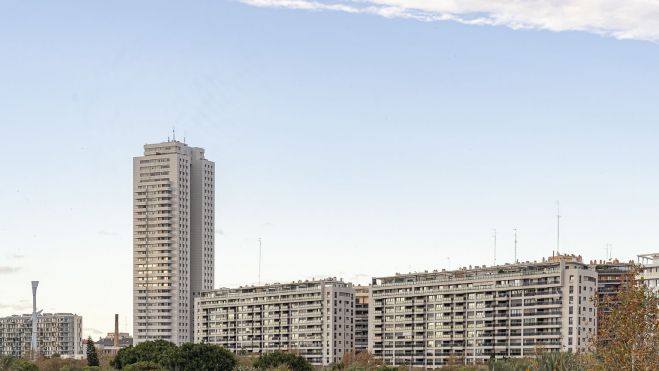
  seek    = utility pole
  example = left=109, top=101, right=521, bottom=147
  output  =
left=258, top=238, right=262, bottom=285
left=493, top=229, right=497, bottom=266
left=513, top=228, right=518, bottom=263
left=556, top=201, right=561, bottom=255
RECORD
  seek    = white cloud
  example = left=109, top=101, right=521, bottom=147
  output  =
left=240, top=0, right=659, bottom=42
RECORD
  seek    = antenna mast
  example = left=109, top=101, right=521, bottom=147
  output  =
left=513, top=228, right=518, bottom=263
left=258, top=238, right=262, bottom=285
left=556, top=201, right=561, bottom=255
left=493, top=229, right=497, bottom=266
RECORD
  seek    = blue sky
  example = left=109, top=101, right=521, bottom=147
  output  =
left=1, top=0, right=659, bottom=338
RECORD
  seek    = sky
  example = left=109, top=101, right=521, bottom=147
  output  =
left=1, top=0, right=659, bottom=339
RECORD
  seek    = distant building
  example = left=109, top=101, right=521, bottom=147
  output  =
left=194, top=278, right=355, bottom=366
left=368, top=255, right=598, bottom=368
left=638, top=253, right=659, bottom=293
left=590, top=259, right=635, bottom=333
left=0, top=313, right=83, bottom=358
left=133, top=139, right=215, bottom=345
left=354, top=285, right=369, bottom=353
left=95, top=332, right=133, bottom=356
left=90, top=315, right=132, bottom=357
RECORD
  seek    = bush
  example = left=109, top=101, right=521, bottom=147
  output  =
left=167, top=343, right=237, bottom=371
left=253, top=351, right=313, bottom=371
left=0, top=356, right=39, bottom=371
left=111, top=341, right=236, bottom=371
left=111, top=340, right=177, bottom=369
left=123, top=361, right=166, bottom=371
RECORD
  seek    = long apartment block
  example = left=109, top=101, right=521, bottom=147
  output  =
left=368, top=255, right=598, bottom=368
left=194, top=278, right=355, bottom=366
left=0, top=313, right=83, bottom=358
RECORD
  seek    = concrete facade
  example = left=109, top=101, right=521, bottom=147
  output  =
left=194, top=278, right=355, bottom=366
left=368, top=255, right=598, bottom=368
left=0, top=313, right=83, bottom=358
left=638, top=253, right=659, bottom=293
left=354, top=285, right=369, bottom=353
left=133, top=140, right=215, bottom=345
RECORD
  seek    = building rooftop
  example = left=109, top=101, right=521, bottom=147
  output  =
left=372, top=254, right=588, bottom=286
left=199, top=277, right=348, bottom=298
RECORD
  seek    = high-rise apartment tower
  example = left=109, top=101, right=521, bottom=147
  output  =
left=133, top=139, right=215, bottom=345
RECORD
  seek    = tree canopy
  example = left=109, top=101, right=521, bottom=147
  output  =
left=111, top=341, right=236, bottom=371
left=594, top=269, right=659, bottom=370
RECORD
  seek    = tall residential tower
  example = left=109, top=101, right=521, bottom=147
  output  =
left=133, top=139, right=215, bottom=345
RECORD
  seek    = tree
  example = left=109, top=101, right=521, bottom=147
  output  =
left=166, top=343, right=237, bottom=371
left=111, top=340, right=177, bottom=369
left=111, top=341, right=236, bottom=371
left=86, top=336, right=100, bottom=367
left=0, top=356, right=39, bottom=371
left=594, top=268, right=659, bottom=371
left=253, top=351, right=313, bottom=371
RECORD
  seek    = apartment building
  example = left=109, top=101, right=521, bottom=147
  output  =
left=354, top=285, right=369, bottom=353
left=368, top=255, right=598, bottom=368
left=638, top=253, right=659, bottom=293
left=194, top=278, right=355, bottom=366
left=590, top=259, right=634, bottom=334
left=0, top=313, right=83, bottom=358
left=133, top=139, right=215, bottom=345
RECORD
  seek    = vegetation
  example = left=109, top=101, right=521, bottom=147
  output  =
left=252, top=351, right=313, bottom=371
left=34, top=356, right=88, bottom=371
left=111, top=340, right=178, bottom=369
left=0, top=356, right=39, bottom=371
left=123, top=361, right=166, bottom=371
left=87, top=337, right=100, bottom=367
left=110, top=340, right=236, bottom=370
left=592, top=267, right=659, bottom=370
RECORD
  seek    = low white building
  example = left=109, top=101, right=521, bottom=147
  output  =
left=0, top=313, right=83, bottom=358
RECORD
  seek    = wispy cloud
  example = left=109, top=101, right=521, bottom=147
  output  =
left=240, top=0, right=659, bottom=42
left=97, top=230, right=119, bottom=236
left=0, top=266, right=21, bottom=275
left=0, top=300, right=30, bottom=312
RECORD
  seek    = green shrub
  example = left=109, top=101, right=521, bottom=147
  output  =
left=253, top=351, right=313, bottom=371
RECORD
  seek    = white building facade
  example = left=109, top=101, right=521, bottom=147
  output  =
left=194, top=278, right=355, bottom=366
left=133, top=140, right=215, bottom=345
left=368, top=255, right=598, bottom=368
left=638, top=253, right=659, bottom=293
left=0, top=313, right=83, bottom=358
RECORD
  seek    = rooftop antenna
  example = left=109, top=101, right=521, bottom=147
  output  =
left=556, top=200, right=561, bottom=255
left=605, top=243, right=612, bottom=260
left=493, top=229, right=497, bottom=266
left=172, top=127, right=176, bottom=141
left=258, top=238, right=262, bottom=285
left=447, top=257, right=451, bottom=270
left=513, top=228, right=518, bottom=263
